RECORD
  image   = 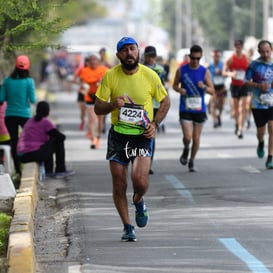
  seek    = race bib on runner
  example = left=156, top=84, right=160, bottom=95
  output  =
left=119, top=103, right=144, bottom=124
left=259, top=93, right=273, bottom=106
left=185, top=96, right=202, bottom=110
left=213, top=75, right=225, bottom=85
left=81, top=83, right=89, bottom=95
left=234, top=70, right=245, bottom=81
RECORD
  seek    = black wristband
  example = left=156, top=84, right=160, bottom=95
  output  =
left=153, top=120, right=160, bottom=129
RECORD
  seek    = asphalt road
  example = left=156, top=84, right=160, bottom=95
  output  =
left=35, top=80, right=273, bottom=273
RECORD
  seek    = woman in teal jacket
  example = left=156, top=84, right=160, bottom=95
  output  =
left=0, top=55, right=36, bottom=182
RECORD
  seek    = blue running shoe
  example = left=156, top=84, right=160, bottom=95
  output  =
left=257, top=141, right=265, bottom=158
left=266, top=159, right=273, bottom=169
left=121, top=224, right=136, bottom=242
left=134, top=198, right=149, bottom=228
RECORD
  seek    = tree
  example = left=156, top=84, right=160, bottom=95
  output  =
left=159, top=0, right=264, bottom=53
left=0, top=0, right=106, bottom=75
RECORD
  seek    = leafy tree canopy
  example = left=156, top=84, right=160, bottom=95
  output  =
left=159, top=0, right=263, bottom=53
left=0, top=0, right=106, bottom=70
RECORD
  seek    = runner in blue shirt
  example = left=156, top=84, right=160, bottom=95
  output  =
left=173, top=45, right=215, bottom=172
left=245, top=40, right=273, bottom=169
left=208, top=50, right=227, bottom=128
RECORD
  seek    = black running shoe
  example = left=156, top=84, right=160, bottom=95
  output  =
left=188, top=160, right=196, bottom=172
left=237, top=130, right=243, bottom=139
left=180, top=148, right=189, bottom=165
left=217, top=115, right=222, bottom=127
left=235, top=124, right=238, bottom=135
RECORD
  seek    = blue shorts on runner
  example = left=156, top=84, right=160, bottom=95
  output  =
left=106, top=127, right=153, bottom=165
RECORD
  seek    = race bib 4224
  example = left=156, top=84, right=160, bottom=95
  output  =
left=119, top=103, right=144, bottom=124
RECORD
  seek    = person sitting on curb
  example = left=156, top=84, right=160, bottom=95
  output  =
left=17, top=101, right=75, bottom=179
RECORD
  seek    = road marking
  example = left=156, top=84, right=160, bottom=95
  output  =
left=217, top=153, right=233, bottom=158
left=68, top=265, right=81, bottom=273
left=165, top=174, right=195, bottom=204
left=241, top=166, right=260, bottom=173
left=219, top=238, right=271, bottom=273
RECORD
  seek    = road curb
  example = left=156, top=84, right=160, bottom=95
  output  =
left=7, top=163, right=38, bottom=273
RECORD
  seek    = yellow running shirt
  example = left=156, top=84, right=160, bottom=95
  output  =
left=96, top=64, right=167, bottom=135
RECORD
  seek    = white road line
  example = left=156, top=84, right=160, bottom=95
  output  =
left=217, top=153, right=233, bottom=158
left=68, top=265, right=81, bottom=273
left=241, top=165, right=261, bottom=173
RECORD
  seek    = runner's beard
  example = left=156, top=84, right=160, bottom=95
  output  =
left=120, top=55, right=139, bottom=71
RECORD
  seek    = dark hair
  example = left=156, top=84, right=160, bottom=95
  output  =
left=190, top=45, right=203, bottom=55
left=234, top=39, right=243, bottom=46
left=10, top=67, right=30, bottom=79
left=258, top=40, right=272, bottom=50
left=34, top=101, right=50, bottom=121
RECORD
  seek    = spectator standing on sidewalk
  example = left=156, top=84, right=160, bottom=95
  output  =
left=17, top=101, right=75, bottom=178
left=79, top=54, right=108, bottom=149
left=94, top=37, right=170, bottom=241
left=245, top=40, right=273, bottom=169
left=173, top=44, right=215, bottom=172
left=0, top=55, right=36, bottom=184
left=143, top=45, right=166, bottom=175
left=223, top=40, right=249, bottom=138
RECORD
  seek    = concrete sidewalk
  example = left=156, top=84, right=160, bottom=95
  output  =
left=7, top=163, right=38, bottom=273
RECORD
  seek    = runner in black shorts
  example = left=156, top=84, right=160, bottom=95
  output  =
left=245, top=40, right=273, bottom=169
left=179, top=112, right=207, bottom=124
left=173, top=44, right=215, bottom=172
left=107, top=127, right=153, bottom=164
left=208, top=50, right=226, bottom=128
left=94, top=37, right=170, bottom=241
left=230, top=84, right=248, bottom=98
left=252, top=108, right=273, bottom=128
left=223, top=40, right=249, bottom=139
left=77, top=92, right=84, bottom=103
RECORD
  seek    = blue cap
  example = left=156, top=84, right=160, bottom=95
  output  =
left=117, top=37, right=138, bottom=52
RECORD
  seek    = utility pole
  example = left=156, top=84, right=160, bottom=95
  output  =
left=185, top=0, right=192, bottom=48
left=263, top=0, right=269, bottom=39
left=175, top=0, right=183, bottom=53
left=229, top=0, right=235, bottom=49
left=250, top=0, right=256, bottom=36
